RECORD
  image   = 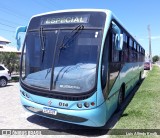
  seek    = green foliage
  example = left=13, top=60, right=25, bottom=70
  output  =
left=0, top=52, right=20, bottom=74
left=113, top=66, right=160, bottom=129
left=152, top=55, right=159, bottom=63
left=110, top=66, right=160, bottom=137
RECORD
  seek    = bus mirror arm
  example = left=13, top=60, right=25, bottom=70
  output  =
left=15, top=26, right=27, bottom=51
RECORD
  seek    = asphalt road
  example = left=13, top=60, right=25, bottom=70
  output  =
left=0, top=83, right=110, bottom=138
left=0, top=80, right=145, bottom=138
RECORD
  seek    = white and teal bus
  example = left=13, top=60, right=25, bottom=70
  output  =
left=16, top=9, right=145, bottom=127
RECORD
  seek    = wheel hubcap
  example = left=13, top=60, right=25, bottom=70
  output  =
left=0, top=79, right=7, bottom=87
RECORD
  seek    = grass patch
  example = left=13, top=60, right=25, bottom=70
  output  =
left=110, top=65, right=160, bottom=137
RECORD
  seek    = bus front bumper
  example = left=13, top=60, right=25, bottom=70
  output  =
left=21, top=96, right=106, bottom=127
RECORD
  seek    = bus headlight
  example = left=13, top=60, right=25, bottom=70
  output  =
left=77, top=103, right=82, bottom=108
left=84, top=102, right=90, bottom=108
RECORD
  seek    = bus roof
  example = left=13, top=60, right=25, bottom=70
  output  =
left=32, top=9, right=112, bottom=18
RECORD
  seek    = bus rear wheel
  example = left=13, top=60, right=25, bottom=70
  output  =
left=138, top=72, right=142, bottom=85
left=117, top=87, right=124, bottom=112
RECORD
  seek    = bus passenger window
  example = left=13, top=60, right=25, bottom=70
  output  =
left=129, top=38, right=133, bottom=62
left=112, top=34, right=120, bottom=62
left=122, top=33, right=128, bottom=62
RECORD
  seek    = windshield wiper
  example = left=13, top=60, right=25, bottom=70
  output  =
left=60, top=25, right=84, bottom=50
left=50, top=25, right=84, bottom=90
left=50, top=25, right=84, bottom=89
left=45, top=68, right=51, bottom=79
left=57, top=24, right=84, bottom=60
left=39, top=26, right=46, bottom=63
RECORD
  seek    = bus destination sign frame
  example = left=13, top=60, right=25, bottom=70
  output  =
left=41, top=15, right=90, bottom=25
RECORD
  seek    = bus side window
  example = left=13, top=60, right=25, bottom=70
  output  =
left=122, top=33, right=128, bottom=62
left=111, top=33, right=120, bottom=62
left=108, top=30, right=122, bottom=93
left=129, top=38, right=133, bottom=62
left=101, top=34, right=109, bottom=90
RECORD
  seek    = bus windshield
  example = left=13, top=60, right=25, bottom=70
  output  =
left=21, top=11, right=105, bottom=94
left=22, top=28, right=102, bottom=93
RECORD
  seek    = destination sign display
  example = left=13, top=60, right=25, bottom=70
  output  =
left=41, top=15, right=89, bottom=25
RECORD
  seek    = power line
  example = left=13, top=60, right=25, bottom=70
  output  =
left=0, top=3, right=30, bottom=19
left=0, top=28, right=15, bottom=33
left=0, top=7, right=29, bottom=22
left=0, top=18, right=22, bottom=26
left=0, top=22, right=16, bottom=29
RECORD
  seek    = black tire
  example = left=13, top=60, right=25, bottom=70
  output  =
left=117, top=87, right=124, bottom=112
left=138, top=72, right=142, bottom=84
left=0, top=78, right=8, bottom=87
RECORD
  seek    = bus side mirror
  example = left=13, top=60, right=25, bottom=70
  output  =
left=15, top=26, right=27, bottom=51
left=119, top=34, right=123, bottom=50
left=112, top=21, right=123, bottom=51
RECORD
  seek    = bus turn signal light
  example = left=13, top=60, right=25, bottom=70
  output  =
left=91, top=102, right=95, bottom=106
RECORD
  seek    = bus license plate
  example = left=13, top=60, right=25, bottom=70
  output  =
left=43, top=107, right=57, bottom=115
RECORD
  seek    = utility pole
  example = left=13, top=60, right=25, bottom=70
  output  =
left=147, top=25, right=152, bottom=69
left=147, top=25, right=152, bottom=61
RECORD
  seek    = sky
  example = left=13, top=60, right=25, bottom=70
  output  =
left=0, top=0, right=160, bottom=56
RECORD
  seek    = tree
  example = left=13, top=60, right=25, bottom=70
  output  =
left=0, top=52, right=20, bottom=75
left=152, top=55, right=159, bottom=63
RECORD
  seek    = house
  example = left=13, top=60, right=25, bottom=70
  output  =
left=0, top=36, right=21, bottom=55
left=0, top=36, right=10, bottom=45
